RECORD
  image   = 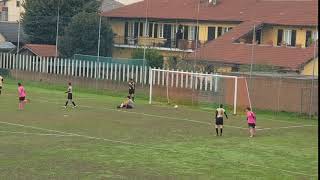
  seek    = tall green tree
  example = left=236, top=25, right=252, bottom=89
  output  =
left=21, top=0, right=99, bottom=44
left=59, top=12, right=114, bottom=57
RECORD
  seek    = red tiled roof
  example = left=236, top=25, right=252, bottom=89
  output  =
left=103, top=0, right=318, bottom=70
left=188, top=21, right=318, bottom=70
left=103, top=0, right=255, bottom=22
left=22, top=44, right=58, bottom=57
left=103, top=0, right=318, bottom=26
left=241, top=0, right=318, bottom=26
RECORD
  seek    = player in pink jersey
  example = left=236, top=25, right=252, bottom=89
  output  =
left=18, top=83, right=28, bottom=110
left=245, top=107, right=256, bottom=138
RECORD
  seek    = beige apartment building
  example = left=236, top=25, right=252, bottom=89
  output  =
left=0, top=0, right=24, bottom=22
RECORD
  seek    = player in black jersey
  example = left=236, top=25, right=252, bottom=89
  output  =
left=128, top=78, right=135, bottom=101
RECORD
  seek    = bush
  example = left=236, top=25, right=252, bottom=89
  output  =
left=132, top=49, right=164, bottom=68
left=166, top=56, right=178, bottom=70
left=0, top=68, right=10, bottom=77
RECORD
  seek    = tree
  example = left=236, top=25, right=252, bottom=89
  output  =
left=59, top=12, right=113, bottom=57
left=132, top=49, right=164, bottom=68
left=21, top=0, right=99, bottom=44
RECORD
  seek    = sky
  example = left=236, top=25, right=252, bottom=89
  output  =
left=117, top=0, right=143, bottom=5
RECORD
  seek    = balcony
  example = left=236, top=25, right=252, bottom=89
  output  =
left=113, top=36, right=200, bottom=52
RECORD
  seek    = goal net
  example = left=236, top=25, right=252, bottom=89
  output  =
left=149, top=69, right=251, bottom=114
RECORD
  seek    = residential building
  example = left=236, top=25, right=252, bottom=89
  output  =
left=0, top=21, right=26, bottom=43
left=19, top=44, right=59, bottom=57
left=0, top=21, right=26, bottom=51
left=0, top=0, right=24, bottom=22
left=103, top=0, right=318, bottom=75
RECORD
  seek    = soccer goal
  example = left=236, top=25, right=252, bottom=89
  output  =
left=149, top=68, right=251, bottom=114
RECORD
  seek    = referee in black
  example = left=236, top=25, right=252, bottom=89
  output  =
left=128, top=78, right=135, bottom=102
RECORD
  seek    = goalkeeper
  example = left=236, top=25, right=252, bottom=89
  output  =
left=215, top=104, right=228, bottom=136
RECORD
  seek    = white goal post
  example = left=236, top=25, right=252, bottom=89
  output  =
left=149, top=68, right=247, bottom=114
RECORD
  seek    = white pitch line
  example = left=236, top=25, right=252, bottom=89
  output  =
left=0, top=130, right=76, bottom=137
left=257, top=124, right=317, bottom=131
left=0, top=120, right=179, bottom=153
left=0, top=121, right=73, bottom=136
left=246, top=162, right=317, bottom=177
left=95, top=106, right=317, bottom=131
left=156, top=103, right=316, bottom=126
left=4, top=93, right=318, bottom=127
left=0, top=120, right=316, bottom=177
left=30, top=99, right=319, bottom=131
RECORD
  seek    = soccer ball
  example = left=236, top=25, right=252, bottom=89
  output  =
left=174, top=105, right=178, bottom=109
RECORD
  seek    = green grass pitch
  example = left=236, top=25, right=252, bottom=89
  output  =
left=0, top=79, right=318, bottom=179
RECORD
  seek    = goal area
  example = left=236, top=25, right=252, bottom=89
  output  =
left=149, top=68, right=251, bottom=114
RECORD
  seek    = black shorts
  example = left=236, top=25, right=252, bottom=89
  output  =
left=248, top=123, right=256, bottom=128
left=129, top=89, right=135, bottom=95
left=117, top=104, right=133, bottom=109
left=126, top=104, right=133, bottom=109
left=67, top=93, right=73, bottom=100
left=0, top=86, right=2, bottom=89
left=19, top=97, right=25, bottom=102
left=215, top=117, right=224, bottom=125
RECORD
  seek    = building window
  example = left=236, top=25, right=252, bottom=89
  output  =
left=1, top=7, right=8, bottom=21
left=148, top=23, right=154, bottom=37
left=134, top=22, right=139, bottom=37
left=143, top=23, right=148, bottom=36
left=283, top=29, right=296, bottom=46
left=222, top=27, right=228, bottom=35
left=171, top=24, right=178, bottom=40
left=17, top=1, right=21, bottom=7
left=306, top=30, right=312, bottom=47
left=139, top=22, right=144, bottom=37
left=188, top=26, right=198, bottom=41
left=207, top=27, right=216, bottom=41
left=124, top=22, right=128, bottom=44
left=128, top=22, right=135, bottom=37
left=312, top=30, right=318, bottom=41
left=183, top=26, right=189, bottom=40
left=277, top=29, right=283, bottom=46
left=154, top=24, right=158, bottom=38
left=256, top=29, right=262, bottom=44
left=217, top=27, right=222, bottom=37
left=163, top=24, right=172, bottom=40
left=158, top=24, right=164, bottom=38
left=189, top=26, right=196, bottom=40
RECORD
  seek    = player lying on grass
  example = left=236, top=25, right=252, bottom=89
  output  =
left=0, top=75, right=3, bottom=95
left=246, top=107, right=256, bottom=138
left=64, top=82, right=77, bottom=108
left=117, top=96, right=134, bottom=109
left=18, top=82, right=29, bottom=110
left=215, top=104, right=228, bottom=136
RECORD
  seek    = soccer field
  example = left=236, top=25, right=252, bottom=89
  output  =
left=0, top=80, right=318, bottom=179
